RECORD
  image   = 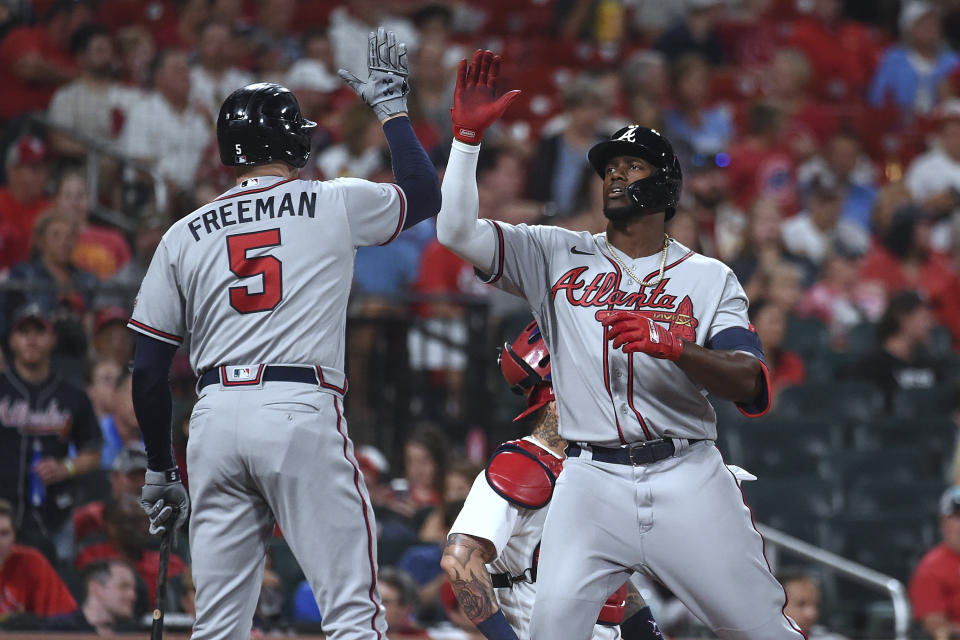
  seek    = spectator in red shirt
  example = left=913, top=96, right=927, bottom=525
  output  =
left=0, top=498, right=77, bottom=618
left=786, top=0, right=880, bottom=102
left=76, top=493, right=185, bottom=604
left=726, top=101, right=797, bottom=213
left=73, top=445, right=146, bottom=545
left=909, top=485, right=960, bottom=638
left=0, top=136, right=53, bottom=268
left=0, top=0, right=89, bottom=122
left=748, top=298, right=805, bottom=398
left=859, top=204, right=960, bottom=347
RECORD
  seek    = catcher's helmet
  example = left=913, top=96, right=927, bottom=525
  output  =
left=587, top=125, right=683, bottom=219
left=499, top=321, right=555, bottom=421
left=217, top=83, right=316, bottom=168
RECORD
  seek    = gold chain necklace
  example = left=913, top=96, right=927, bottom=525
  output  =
left=603, top=233, right=670, bottom=288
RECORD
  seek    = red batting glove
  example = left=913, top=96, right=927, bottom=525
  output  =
left=596, top=310, right=684, bottom=361
left=451, top=49, right=521, bottom=144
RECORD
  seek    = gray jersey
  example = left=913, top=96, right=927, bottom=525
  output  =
left=479, top=223, right=757, bottom=446
left=128, top=175, right=406, bottom=374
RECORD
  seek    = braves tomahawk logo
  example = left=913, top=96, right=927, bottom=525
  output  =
left=551, top=269, right=698, bottom=342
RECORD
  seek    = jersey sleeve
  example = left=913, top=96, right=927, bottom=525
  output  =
left=127, top=237, right=185, bottom=346
left=475, top=220, right=553, bottom=304
left=332, top=178, right=406, bottom=247
left=706, top=269, right=751, bottom=341
left=448, top=473, right=521, bottom=557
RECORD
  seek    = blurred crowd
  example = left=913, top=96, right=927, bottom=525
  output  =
left=2, top=0, right=960, bottom=636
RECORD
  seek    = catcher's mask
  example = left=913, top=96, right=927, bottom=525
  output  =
left=499, top=321, right=555, bottom=422
left=587, top=125, right=683, bottom=220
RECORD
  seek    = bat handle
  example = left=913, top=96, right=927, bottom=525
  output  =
left=151, top=522, right=174, bottom=640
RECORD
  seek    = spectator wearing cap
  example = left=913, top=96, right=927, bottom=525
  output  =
left=859, top=204, right=960, bottom=346
left=118, top=49, right=211, bottom=193
left=73, top=444, right=147, bottom=545
left=0, top=136, right=52, bottom=268
left=0, top=0, right=88, bottom=123
left=909, top=485, right=960, bottom=639
left=781, top=176, right=870, bottom=267
left=904, top=99, right=960, bottom=218
left=527, top=73, right=607, bottom=218
left=90, top=305, right=133, bottom=368
left=796, top=129, right=877, bottom=232
left=47, top=24, right=144, bottom=159
left=654, top=0, right=727, bottom=67
left=0, top=303, right=101, bottom=562
left=786, top=0, right=879, bottom=102
left=681, top=151, right=746, bottom=262
left=796, top=238, right=886, bottom=346
left=47, top=169, right=131, bottom=280
left=869, top=1, right=959, bottom=115
left=663, top=53, right=734, bottom=159
left=0, top=497, right=77, bottom=618
left=851, top=290, right=946, bottom=408
left=188, top=20, right=254, bottom=124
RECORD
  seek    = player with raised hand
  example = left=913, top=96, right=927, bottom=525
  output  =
left=436, top=51, right=804, bottom=639
left=129, top=28, right=439, bottom=640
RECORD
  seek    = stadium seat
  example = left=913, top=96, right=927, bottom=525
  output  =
left=775, top=381, right=883, bottom=423
left=724, top=418, right=845, bottom=477
left=892, top=385, right=957, bottom=418
left=741, top=475, right=837, bottom=546
left=829, top=513, right=936, bottom=582
left=846, top=478, right=945, bottom=518
left=819, top=447, right=937, bottom=486
left=852, top=416, right=956, bottom=460
left=843, top=321, right=876, bottom=358
left=782, top=316, right=831, bottom=359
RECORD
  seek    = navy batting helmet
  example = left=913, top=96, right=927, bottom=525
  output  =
left=217, top=83, right=316, bottom=168
left=587, top=125, right=683, bottom=219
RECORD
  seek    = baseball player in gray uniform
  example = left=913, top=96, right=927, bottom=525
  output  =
left=436, top=50, right=805, bottom=640
left=127, top=29, right=440, bottom=640
left=442, top=320, right=665, bottom=640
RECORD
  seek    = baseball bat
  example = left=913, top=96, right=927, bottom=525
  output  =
left=151, top=523, right=174, bottom=640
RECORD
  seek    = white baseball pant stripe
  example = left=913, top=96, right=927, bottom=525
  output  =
left=529, top=441, right=805, bottom=640
left=186, top=381, right=385, bottom=640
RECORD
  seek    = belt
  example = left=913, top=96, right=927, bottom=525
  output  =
left=566, top=439, right=702, bottom=466
left=198, top=365, right=319, bottom=390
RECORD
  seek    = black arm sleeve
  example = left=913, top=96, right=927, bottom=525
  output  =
left=131, top=333, right=179, bottom=471
left=382, top=115, right=441, bottom=230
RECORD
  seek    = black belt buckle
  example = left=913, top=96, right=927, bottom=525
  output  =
left=626, top=439, right=674, bottom=465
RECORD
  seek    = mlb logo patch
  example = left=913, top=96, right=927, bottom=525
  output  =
left=227, top=366, right=257, bottom=382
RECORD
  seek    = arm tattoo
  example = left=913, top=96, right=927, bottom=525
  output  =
left=443, top=533, right=499, bottom=624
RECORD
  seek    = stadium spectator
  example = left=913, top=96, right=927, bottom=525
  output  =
left=682, top=151, right=746, bottom=262
left=85, top=357, right=123, bottom=464
left=378, top=567, right=429, bottom=638
left=97, top=212, right=165, bottom=309
left=851, top=290, right=945, bottom=407
left=621, top=49, right=669, bottom=108
left=796, top=129, right=877, bottom=232
left=154, top=0, right=209, bottom=51
left=0, top=0, right=88, bottom=123
left=748, top=298, right=805, bottom=397
left=715, top=0, right=786, bottom=70
left=781, top=177, right=869, bottom=267
left=654, top=0, right=726, bottom=66
left=328, top=0, right=418, bottom=80
left=859, top=205, right=960, bottom=346
left=779, top=568, right=849, bottom=639
left=0, top=135, right=53, bottom=268
left=90, top=305, right=133, bottom=368
left=0, top=498, right=77, bottom=617
left=786, top=0, right=879, bottom=102
left=796, top=238, right=886, bottom=345
left=664, top=53, right=734, bottom=159
left=909, top=485, right=960, bottom=638
left=76, top=494, right=186, bottom=604
left=115, top=25, right=156, bottom=86
left=119, top=49, right=211, bottom=193
left=106, top=371, right=144, bottom=455
left=904, top=100, right=960, bottom=218
left=443, top=460, right=481, bottom=504
left=477, top=144, right=543, bottom=226
left=47, top=24, right=142, bottom=159
left=0, top=303, right=101, bottom=561
left=188, top=20, right=255, bottom=123
left=68, top=559, right=138, bottom=633
left=284, top=28, right=341, bottom=125
left=248, top=0, right=301, bottom=74
left=48, top=169, right=131, bottom=279
left=406, top=39, right=454, bottom=152
left=726, top=101, right=797, bottom=212
left=316, top=102, right=387, bottom=180
left=869, top=1, right=959, bottom=116
left=527, top=75, right=606, bottom=217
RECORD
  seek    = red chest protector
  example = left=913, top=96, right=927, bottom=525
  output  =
left=485, top=439, right=564, bottom=510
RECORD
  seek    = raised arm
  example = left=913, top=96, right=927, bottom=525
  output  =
left=436, top=50, right=520, bottom=271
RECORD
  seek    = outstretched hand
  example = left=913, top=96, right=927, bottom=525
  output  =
left=338, top=27, right=410, bottom=122
left=451, top=49, right=521, bottom=144
left=597, top=310, right=685, bottom=361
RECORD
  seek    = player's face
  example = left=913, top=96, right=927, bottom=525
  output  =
left=603, top=155, right=653, bottom=219
left=0, top=515, right=14, bottom=566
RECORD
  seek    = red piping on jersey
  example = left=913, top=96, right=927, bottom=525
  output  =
left=218, top=364, right=264, bottom=386
left=626, top=354, right=653, bottom=440
left=333, top=397, right=383, bottom=640
left=317, top=366, right=348, bottom=395
left=214, top=177, right=296, bottom=201
left=640, top=249, right=694, bottom=283
left=486, top=220, right=505, bottom=284
left=719, top=451, right=808, bottom=639
left=127, top=319, right=183, bottom=343
left=737, top=359, right=772, bottom=418
left=378, top=184, right=407, bottom=246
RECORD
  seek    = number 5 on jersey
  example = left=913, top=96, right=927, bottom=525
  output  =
left=227, top=229, right=283, bottom=314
